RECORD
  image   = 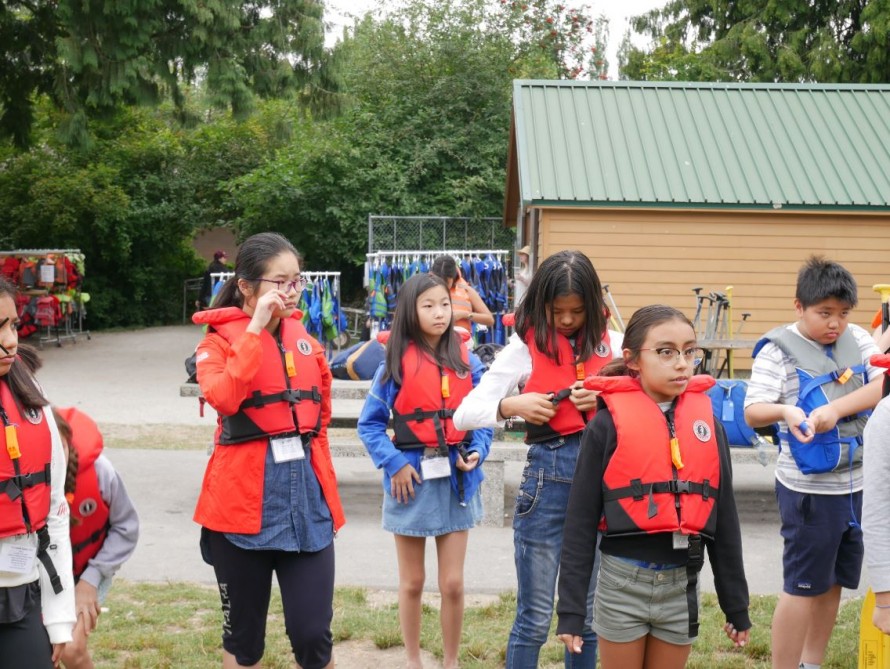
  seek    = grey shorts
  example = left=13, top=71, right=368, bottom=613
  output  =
left=594, top=552, right=697, bottom=646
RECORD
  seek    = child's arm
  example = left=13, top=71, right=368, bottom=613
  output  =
left=864, top=398, right=890, bottom=634
left=195, top=333, right=262, bottom=416
left=743, top=341, right=813, bottom=442
left=460, top=352, right=494, bottom=468
left=707, top=421, right=752, bottom=646
left=453, top=334, right=533, bottom=429
left=556, top=414, right=609, bottom=648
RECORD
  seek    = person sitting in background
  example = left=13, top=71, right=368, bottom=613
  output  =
left=513, top=245, right=533, bottom=307
left=197, top=250, right=229, bottom=310
left=429, top=256, right=494, bottom=334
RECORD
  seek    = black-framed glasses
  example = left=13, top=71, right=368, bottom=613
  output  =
left=258, top=276, right=307, bottom=293
left=640, top=347, right=705, bottom=367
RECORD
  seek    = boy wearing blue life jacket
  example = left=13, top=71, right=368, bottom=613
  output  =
left=744, top=255, right=883, bottom=669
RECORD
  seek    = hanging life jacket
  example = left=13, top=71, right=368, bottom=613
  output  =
left=587, top=375, right=720, bottom=538
left=0, top=382, right=63, bottom=594
left=522, top=330, right=612, bottom=443
left=381, top=335, right=473, bottom=451
left=752, top=327, right=870, bottom=474
left=197, top=309, right=324, bottom=445
left=55, top=407, right=110, bottom=580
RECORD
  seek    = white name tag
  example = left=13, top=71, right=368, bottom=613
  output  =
left=420, top=455, right=451, bottom=480
left=270, top=435, right=305, bottom=463
left=672, top=532, right=689, bottom=550
left=0, top=542, right=38, bottom=574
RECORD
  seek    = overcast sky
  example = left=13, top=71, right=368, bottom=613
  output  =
left=323, top=0, right=664, bottom=79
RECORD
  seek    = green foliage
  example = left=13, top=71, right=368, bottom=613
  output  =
left=620, top=0, right=890, bottom=83
left=0, top=0, right=333, bottom=148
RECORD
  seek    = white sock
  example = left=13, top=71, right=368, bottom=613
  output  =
left=800, top=663, right=821, bottom=669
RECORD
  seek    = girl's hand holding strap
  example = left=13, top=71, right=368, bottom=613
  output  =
left=557, top=634, right=583, bottom=655
left=390, top=463, right=422, bottom=504
left=568, top=381, right=600, bottom=413
left=455, top=449, right=480, bottom=472
left=500, top=393, right=557, bottom=425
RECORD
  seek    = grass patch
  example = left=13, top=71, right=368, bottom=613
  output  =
left=89, top=582, right=861, bottom=668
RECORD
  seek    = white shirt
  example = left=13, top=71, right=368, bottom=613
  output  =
left=453, top=330, right=624, bottom=430
left=743, top=322, right=881, bottom=494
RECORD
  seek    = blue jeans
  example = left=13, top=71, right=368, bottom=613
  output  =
left=506, top=433, right=599, bottom=669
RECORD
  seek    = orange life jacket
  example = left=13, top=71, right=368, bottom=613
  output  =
left=587, top=375, right=721, bottom=539
left=522, top=330, right=612, bottom=443
left=55, top=407, right=110, bottom=579
left=209, top=310, right=323, bottom=444
left=391, top=342, right=473, bottom=449
left=450, top=278, right=474, bottom=332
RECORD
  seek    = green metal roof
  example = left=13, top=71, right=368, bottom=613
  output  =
left=512, top=80, right=890, bottom=210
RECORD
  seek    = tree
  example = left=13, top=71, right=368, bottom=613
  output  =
left=0, top=0, right=333, bottom=148
left=620, top=0, right=890, bottom=83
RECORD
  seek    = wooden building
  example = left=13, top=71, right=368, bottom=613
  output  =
left=504, top=81, right=890, bottom=368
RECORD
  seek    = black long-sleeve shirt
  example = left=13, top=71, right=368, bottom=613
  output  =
left=555, top=403, right=752, bottom=636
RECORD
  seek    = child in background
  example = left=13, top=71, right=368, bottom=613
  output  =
left=358, top=273, right=492, bottom=669
left=453, top=249, right=621, bottom=669
left=557, top=305, right=750, bottom=668
left=0, top=278, right=75, bottom=667
left=744, top=256, right=883, bottom=669
left=52, top=407, right=139, bottom=669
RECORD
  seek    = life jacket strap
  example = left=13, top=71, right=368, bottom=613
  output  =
left=0, top=463, right=51, bottom=501
left=240, top=387, right=322, bottom=409
left=72, top=520, right=110, bottom=555
left=685, top=534, right=704, bottom=637
left=36, top=525, right=63, bottom=595
left=604, top=478, right=717, bottom=503
left=798, top=364, right=867, bottom=399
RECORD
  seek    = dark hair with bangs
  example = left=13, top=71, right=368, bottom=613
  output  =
left=382, top=273, right=470, bottom=385
left=514, top=250, right=606, bottom=363
left=795, top=255, right=858, bottom=308
left=600, top=305, right=694, bottom=377
left=212, top=232, right=301, bottom=310
left=0, top=278, right=48, bottom=412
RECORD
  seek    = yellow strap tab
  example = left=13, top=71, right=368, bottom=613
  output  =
left=837, top=367, right=853, bottom=384
left=670, top=437, right=684, bottom=470
left=285, top=351, right=296, bottom=378
left=441, top=374, right=450, bottom=399
left=5, top=425, right=20, bottom=460
left=575, top=362, right=585, bottom=381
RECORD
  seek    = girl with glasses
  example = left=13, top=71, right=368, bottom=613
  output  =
left=453, top=250, right=622, bottom=669
left=556, top=304, right=750, bottom=668
left=191, top=232, right=344, bottom=669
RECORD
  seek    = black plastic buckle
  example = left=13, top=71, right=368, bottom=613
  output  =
left=630, top=478, right=644, bottom=501
left=669, top=479, right=691, bottom=494
left=687, top=534, right=704, bottom=570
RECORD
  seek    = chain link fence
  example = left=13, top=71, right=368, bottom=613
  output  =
left=367, top=215, right=515, bottom=253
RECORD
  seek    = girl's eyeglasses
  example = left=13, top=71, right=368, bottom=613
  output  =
left=640, top=347, right=705, bottom=367
left=258, top=277, right=308, bottom=292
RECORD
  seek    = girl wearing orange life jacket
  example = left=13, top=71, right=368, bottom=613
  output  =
left=357, top=273, right=493, bottom=669
left=52, top=407, right=139, bottom=669
left=192, top=232, right=344, bottom=669
left=430, top=255, right=494, bottom=335
left=0, top=277, right=75, bottom=668
left=453, top=250, right=621, bottom=669
left=556, top=305, right=751, bottom=669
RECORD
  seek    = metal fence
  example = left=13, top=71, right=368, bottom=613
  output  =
left=367, top=215, right=515, bottom=253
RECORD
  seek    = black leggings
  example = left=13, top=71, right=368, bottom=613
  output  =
left=205, top=531, right=335, bottom=668
left=0, top=582, right=53, bottom=668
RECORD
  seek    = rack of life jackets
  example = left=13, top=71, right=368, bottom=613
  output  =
left=365, top=249, right=511, bottom=345
left=0, top=248, right=90, bottom=347
left=209, top=271, right=347, bottom=357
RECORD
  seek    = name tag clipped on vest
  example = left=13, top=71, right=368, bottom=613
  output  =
left=420, top=448, right=451, bottom=480
left=270, top=434, right=305, bottom=463
left=0, top=541, right=37, bottom=575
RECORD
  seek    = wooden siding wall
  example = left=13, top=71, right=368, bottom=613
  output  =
left=539, top=208, right=890, bottom=372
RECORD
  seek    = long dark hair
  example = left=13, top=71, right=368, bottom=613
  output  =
left=0, top=277, right=48, bottom=411
left=211, top=232, right=301, bottom=310
left=601, top=304, right=694, bottom=377
left=382, top=273, right=470, bottom=385
left=515, top=250, right=607, bottom=363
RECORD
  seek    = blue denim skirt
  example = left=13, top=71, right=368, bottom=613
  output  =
left=382, top=477, right=482, bottom=537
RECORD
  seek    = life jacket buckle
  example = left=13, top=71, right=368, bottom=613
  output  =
left=669, top=479, right=691, bottom=494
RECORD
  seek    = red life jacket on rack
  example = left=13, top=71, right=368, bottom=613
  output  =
left=390, top=340, right=473, bottom=449
left=202, top=309, right=323, bottom=444
left=522, top=330, right=612, bottom=443
left=587, top=375, right=720, bottom=539
left=55, top=407, right=110, bottom=580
